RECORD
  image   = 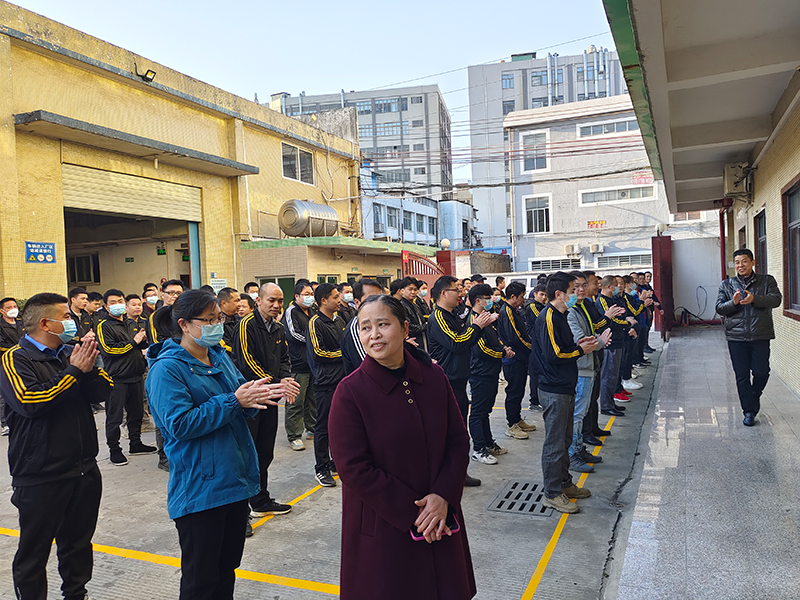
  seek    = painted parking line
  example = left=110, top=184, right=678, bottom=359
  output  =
left=0, top=527, right=340, bottom=596
left=519, top=416, right=616, bottom=600
left=251, top=475, right=339, bottom=529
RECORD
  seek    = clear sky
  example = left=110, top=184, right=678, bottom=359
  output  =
left=10, top=0, right=615, bottom=182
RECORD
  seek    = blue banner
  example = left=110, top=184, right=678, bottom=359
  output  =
left=25, top=241, right=56, bottom=264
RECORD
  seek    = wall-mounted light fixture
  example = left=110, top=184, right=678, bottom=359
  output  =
left=134, top=62, right=156, bottom=83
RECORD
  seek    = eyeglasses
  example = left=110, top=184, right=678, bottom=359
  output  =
left=164, top=290, right=182, bottom=297
left=192, top=316, right=224, bottom=326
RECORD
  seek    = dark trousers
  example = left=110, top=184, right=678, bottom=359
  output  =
left=539, top=389, right=575, bottom=498
left=174, top=499, right=249, bottom=600
left=599, top=347, right=623, bottom=411
left=106, top=380, right=144, bottom=450
left=11, top=465, right=102, bottom=600
left=582, top=371, right=602, bottom=437
left=503, top=359, right=527, bottom=426
left=314, top=384, right=337, bottom=473
left=528, top=361, right=540, bottom=407
left=728, top=340, right=771, bottom=415
left=1, top=393, right=7, bottom=427
left=618, top=334, right=637, bottom=385
left=468, top=375, right=498, bottom=451
left=636, top=323, right=650, bottom=361
left=156, top=427, right=167, bottom=463
left=449, top=379, right=470, bottom=427
left=247, top=406, right=278, bottom=508
left=285, top=372, right=316, bottom=442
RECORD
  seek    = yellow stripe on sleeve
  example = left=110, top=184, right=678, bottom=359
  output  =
left=239, top=314, right=270, bottom=380
left=97, top=321, right=133, bottom=355
left=2, top=348, right=78, bottom=404
left=308, top=315, right=342, bottom=359
left=506, top=306, right=532, bottom=349
left=434, top=310, right=476, bottom=343
left=545, top=309, right=581, bottom=359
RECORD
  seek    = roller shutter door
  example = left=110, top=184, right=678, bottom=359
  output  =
left=62, top=164, right=202, bottom=222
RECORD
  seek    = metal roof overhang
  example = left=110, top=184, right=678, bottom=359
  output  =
left=14, top=110, right=259, bottom=177
left=603, top=0, right=800, bottom=212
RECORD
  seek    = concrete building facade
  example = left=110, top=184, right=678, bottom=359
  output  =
left=438, top=184, right=478, bottom=250
left=468, top=49, right=626, bottom=248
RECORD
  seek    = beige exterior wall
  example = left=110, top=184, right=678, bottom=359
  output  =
left=745, top=101, right=800, bottom=394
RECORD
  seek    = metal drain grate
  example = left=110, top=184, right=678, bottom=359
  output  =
left=486, top=479, right=554, bottom=518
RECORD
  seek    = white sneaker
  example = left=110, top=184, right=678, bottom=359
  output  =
left=471, top=448, right=498, bottom=465
left=290, top=439, right=305, bottom=451
left=623, top=379, right=643, bottom=391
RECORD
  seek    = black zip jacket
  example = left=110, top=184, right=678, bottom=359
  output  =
left=715, top=272, right=782, bottom=341
left=148, top=306, right=174, bottom=344
left=306, top=311, right=346, bottom=386
left=233, top=309, right=291, bottom=383
left=221, top=310, right=239, bottom=354
left=281, top=302, right=314, bottom=373
left=0, top=336, right=113, bottom=486
left=524, top=300, right=545, bottom=340
left=401, top=297, right=426, bottom=347
left=68, top=308, right=93, bottom=344
left=497, top=303, right=531, bottom=363
left=125, top=314, right=150, bottom=342
left=341, top=314, right=366, bottom=376
left=415, top=296, right=432, bottom=323
left=536, top=304, right=584, bottom=395
left=338, top=303, right=357, bottom=326
left=427, top=306, right=482, bottom=382
left=469, top=312, right=504, bottom=379
left=90, top=308, right=109, bottom=334
left=595, top=294, right=630, bottom=349
left=97, top=317, right=147, bottom=383
left=0, top=318, right=23, bottom=352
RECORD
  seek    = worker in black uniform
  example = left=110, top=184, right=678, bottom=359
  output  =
left=336, top=282, right=357, bottom=325
left=398, top=276, right=426, bottom=348
left=97, top=289, right=155, bottom=466
left=525, top=284, right=547, bottom=411
left=306, top=283, right=346, bottom=488
left=0, top=297, right=23, bottom=436
left=427, top=275, right=496, bottom=487
left=67, top=287, right=94, bottom=345
left=0, top=292, right=112, bottom=599
left=233, top=283, right=299, bottom=523
left=217, top=286, right=240, bottom=353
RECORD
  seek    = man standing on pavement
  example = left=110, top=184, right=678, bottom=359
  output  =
left=306, top=283, right=346, bottom=487
left=596, top=276, right=632, bottom=417
left=97, top=289, right=156, bottom=466
left=525, top=284, right=547, bottom=411
left=67, top=288, right=94, bottom=345
left=537, top=272, right=599, bottom=514
left=336, top=282, right=357, bottom=325
left=217, top=287, right=240, bottom=353
left=1, top=293, right=112, bottom=600
left=233, top=283, right=299, bottom=522
left=497, top=281, right=537, bottom=440
left=341, top=279, right=384, bottom=374
left=281, top=282, right=317, bottom=451
left=0, top=297, right=23, bottom=436
left=427, top=275, right=496, bottom=487
left=715, top=248, right=782, bottom=426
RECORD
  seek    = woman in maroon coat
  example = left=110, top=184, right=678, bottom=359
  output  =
left=329, top=295, right=476, bottom=600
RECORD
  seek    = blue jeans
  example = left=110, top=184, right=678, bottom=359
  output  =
left=539, top=389, right=575, bottom=498
left=469, top=375, right=499, bottom=451
left=569, top=375, right=594, bottom=457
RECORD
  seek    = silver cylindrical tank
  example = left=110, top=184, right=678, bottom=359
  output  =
left=278, top=199, right=340, bottom=237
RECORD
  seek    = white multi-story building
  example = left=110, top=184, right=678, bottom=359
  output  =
left=503, top=95, right=719, bottom=273
left=468, top=48, right=626, bottom=249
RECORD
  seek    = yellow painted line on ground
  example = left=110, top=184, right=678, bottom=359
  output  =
left=251, top=475, right=339, bottom=529
left=0, top=527, right=339, bottom=595
left=519, top=416, right=616, bottom=600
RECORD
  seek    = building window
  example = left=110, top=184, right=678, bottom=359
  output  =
left=413, top=143, right=425, bottom=151
left=282, top=143, right=314, bottom=185
left=587, top=65, right=595, bottom=80
left=428, top=216, right=436, bottom=236
left=373, top=144, right=409, bottom=158
left=387, top=207, right=399, bottom=229
left=673, top=211, right=702, bottom=221
left=531, top=70, right=547, bottom=86
left=596, top=253, right=653, bottom=269
left=373, top=204, right=385, bottom=234
left=786, top=183, right=800, bottom=310
left=411, top=96, right=423, bottom=104
left=416, top=214, right=425, bottom=233
left=502, top=73, right=514, bottom=89
left=522, top=132, right=547, bottom=171
left=358, top=124, right=374, bottom=138
left=577, top=66, right=584, bottom=81
left=530, top=258, right=581, bottom=271
left=375, top=98, right=401, bottom=113
left=754, top=210, right=767, bottom=275
left=531, top=97, right=549, bottom=108
left=598, top=91, right=607, bottom=98
left=68, top=254, right=100, bottom=285
left=506, top=202, right=511, bottom=218
left=412, top=119, right=424, bottom=127
left=525, top=196, right=550, bottom=233
left=581, top=185, right=654, bottom=205
left=376, top=169, right=410, bottom=184
left=414, top=167, right=426, bottom=175
left=580, top=120, right=639, bottom=138
left=400, top=97, right=408, bottom=111
left=551, top=95, right=564, bottom=105
left=503, top=130, right=509, bottom=142
left=403, top=211, right=413, bottom=231
left=578, top=93, right=586, bottom=101
left=556, top=69, right=563, bottom=84
left=375, top=121, right=408, bottom=136
left=356, top=100, right=372, bottom=115
left=587, top=92, right=596, bottom=100
left=502, top=100, right=516, bottom=115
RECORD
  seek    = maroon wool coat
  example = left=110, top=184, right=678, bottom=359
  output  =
left=329, top=350, right=477, bottom=600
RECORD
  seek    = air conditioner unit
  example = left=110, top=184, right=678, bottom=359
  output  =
left=564, top=244, right=580, bottom=255
left=590, top=243, right=604, bottom=254
left=723, top=162, right=751, bottom=197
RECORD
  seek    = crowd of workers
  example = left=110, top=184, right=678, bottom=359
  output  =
left=0, top=268, right=665, bottom=599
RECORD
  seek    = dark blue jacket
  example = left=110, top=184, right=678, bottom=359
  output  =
left=469, top=312, right=504, bottom=379
left=595, top=294, right=630, bottom=349
left=497, top=303, right=531, bottom=365
left=536, top=304, right=584, bottom=395
left=427, top=306, right=482, bottom=382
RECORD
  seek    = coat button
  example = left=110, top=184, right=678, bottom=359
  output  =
left=403, top=381, right=409, bottom=386
left=408, top=398, right=414, bottom=404
left=405, top=389, right=411, bottom=395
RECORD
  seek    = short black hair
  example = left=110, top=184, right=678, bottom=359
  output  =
left=152, top=289, right=218, bottom=339
left=315, top=282, right=337, bottom=304
left=22, top=293, right=68, bottom=330
left=358, top=295, right=407, bottom=328
left=162, top=279, right=184, bottom=292
left=569, top=270, right=586, bottom=281
left=0, top=297, right=17, bottom=309
left=583, top=270, right=596, bottom=279
left=353, top=279, right=383, bottom=301
left=389, top=279, right=404, bottom=296
left=143, top=283, right=158, bottom=293
left=336, top=282, right=353, bottom=293
left=68, top=287, right=88, bottom=300
left=125, top=294, right=141, bottom=303
left=294, top=281, right=313, bottom=296
left=733, top=248, right=754, bottom=261
left=244, top=281, right=259, bottom=292
left=462, top=278, right=471, bottom=285
left=296, top=278, right=311, bottom=287
left=217, top=287, right=239, bottom=302
left=103, top=289, right=125, bottom=304
left=534, top=284, right=546, bottom=294
left=399, top=277, right=419, bottom=290
left=239, top=294, right=255, bottom=309
left=415, top=278, right=426, bottom=288
left=546, top=271, right=576, bottom=301
left=495, top=276, right=505, bottom=285
left=87, top=292, right=103, bottom=302
left=468, top=283, right=493, bottom=306
left=199, top=285, right=214, bottom=293
left=536, top=274, right=548, bottom=283
left=432, top=275, right=458, bottom=302
left=505, top=281, right=526, bottom=298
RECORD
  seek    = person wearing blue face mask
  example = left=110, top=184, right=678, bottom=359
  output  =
left=97, top=289, right=155, bottom=466
left=146, top=289, right=296, bottom=599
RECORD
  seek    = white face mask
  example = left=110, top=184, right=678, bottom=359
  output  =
left=145, top=296, right=158, bottom=305
left=419, top=290, right=428, bottom=297
left=5, top=308, right=19, bottom=318
left=249, top=292, right=259, bottom=300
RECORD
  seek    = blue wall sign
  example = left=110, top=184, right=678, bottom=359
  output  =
left=26, top=242, right=56, bottom=264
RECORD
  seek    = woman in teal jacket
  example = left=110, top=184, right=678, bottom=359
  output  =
left=146, top=289, right=293, bottom=600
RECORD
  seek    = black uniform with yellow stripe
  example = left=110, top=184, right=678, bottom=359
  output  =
left=305, top=311, right=346, bottom=387
left=67, top=309, right=92, bottom=345
left=498, top=303, right=532, bottom=363
left=426, top=305, right=482, bottom=381
left=536, top=303, right=585, bottom=395
left=232, top=309, right=290, bottom=383
left=524, top=300, right=545, bottom=339
left=469, top=312, right=505, bottom=378
left=595, top=294, right=630, bottom=349
left=96, top=318, right=146, bottom=382
left=125, top=315, right=151, bottom=351
left=0, top=318, right=23, bottom=353
left=220, top=311, right=239, bottom=354
left=0, top=336, right=113, bottom=486
left=147, top=306, right=174, bottom=345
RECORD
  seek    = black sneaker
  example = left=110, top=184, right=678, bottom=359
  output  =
left=129, top=442, right=158, bottom=455
left=315, top=471, right=336, bottom=487
left=529, top=404, right=543, bottom=412
left=245, top=519, right=254, bottom=538
left=110, top=448, right=128, bottom=466
left=579, top=448, right=602, bottom=463
left=250, top=499, right=292, bottom=517
left=91, top=403, right=105, bottom=412
left=157, top=458, right=170, bottom=472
